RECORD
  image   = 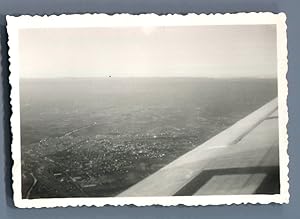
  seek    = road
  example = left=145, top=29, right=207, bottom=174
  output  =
left=25, top=173, right=37, bottom=199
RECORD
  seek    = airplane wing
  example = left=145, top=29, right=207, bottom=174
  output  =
left=118, top=98, right=279, bottom=197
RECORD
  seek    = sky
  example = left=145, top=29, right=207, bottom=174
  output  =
left=19, top=25, right=277, bottom=78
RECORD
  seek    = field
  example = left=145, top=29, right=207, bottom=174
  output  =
left=20, top=78, right=278, bottom=198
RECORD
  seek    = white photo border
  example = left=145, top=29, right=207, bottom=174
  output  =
left=7, top=12, right=289, bottom=208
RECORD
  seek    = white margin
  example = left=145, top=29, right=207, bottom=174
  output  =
left=6, top=12, right=289, bottom=208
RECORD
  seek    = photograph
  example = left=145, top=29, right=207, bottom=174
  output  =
left=7, top=13, right=288, bottom=207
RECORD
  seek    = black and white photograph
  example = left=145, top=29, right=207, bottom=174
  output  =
left=7, top=13, right=288, bottom=208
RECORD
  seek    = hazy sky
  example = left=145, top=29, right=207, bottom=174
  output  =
left=19, top=25, right=277, bottom=78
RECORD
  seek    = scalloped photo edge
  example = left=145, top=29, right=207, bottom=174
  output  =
left=7, top=12, right=289, bottom=208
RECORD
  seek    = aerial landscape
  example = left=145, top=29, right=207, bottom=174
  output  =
left=20, top=77, right=278, bottom=198
left=14, top=22, right=280, bottom=200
